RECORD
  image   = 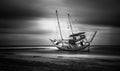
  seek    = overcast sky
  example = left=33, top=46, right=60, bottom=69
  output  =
left=0, top=0, right=120, bottom=45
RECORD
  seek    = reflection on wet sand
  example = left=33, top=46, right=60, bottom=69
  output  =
left=1, top=45, right=120, bottom=71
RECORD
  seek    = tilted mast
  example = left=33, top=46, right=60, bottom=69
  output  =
left=89, top=31, right=97, bottom=43
left=56, top=10, right=63, bottom=40
left=67, top=13, right=74, bottom=35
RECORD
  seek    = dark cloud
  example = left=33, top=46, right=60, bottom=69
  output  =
left=66, top=0, right=120, bottom=9
left=65, top=0, right=120, bottom=27
left=78, top=13, right=120, bottom=27
left=0, top=0, right=45, bottom=19
left=0, top=0, right=48, bottom=35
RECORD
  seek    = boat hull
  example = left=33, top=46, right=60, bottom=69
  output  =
left=50, top=39, right=90, bottom=51
left=56, top=44, right=90, bottom=51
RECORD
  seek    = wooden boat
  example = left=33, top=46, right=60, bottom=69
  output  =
left=50, top=10, right=97, bottom=51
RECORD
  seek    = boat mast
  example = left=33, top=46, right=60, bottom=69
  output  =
left=68, top=13, right=74, bottom=35
left=56, top=10, right=63, bottom=40
left=89, top=31, right=97, bottom=43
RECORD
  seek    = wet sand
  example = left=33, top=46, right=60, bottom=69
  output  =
left=0, top=45, right=120, bottom=71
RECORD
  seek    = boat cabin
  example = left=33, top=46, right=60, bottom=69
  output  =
left=68, top=32, right=86, bottom=45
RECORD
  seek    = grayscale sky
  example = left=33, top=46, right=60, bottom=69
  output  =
left=0, top=0, right=120, bottom=45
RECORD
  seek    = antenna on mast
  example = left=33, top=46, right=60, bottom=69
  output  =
left=67, top=13, right=74, bottom=35
left=56, top=10, right=63, bottom=40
